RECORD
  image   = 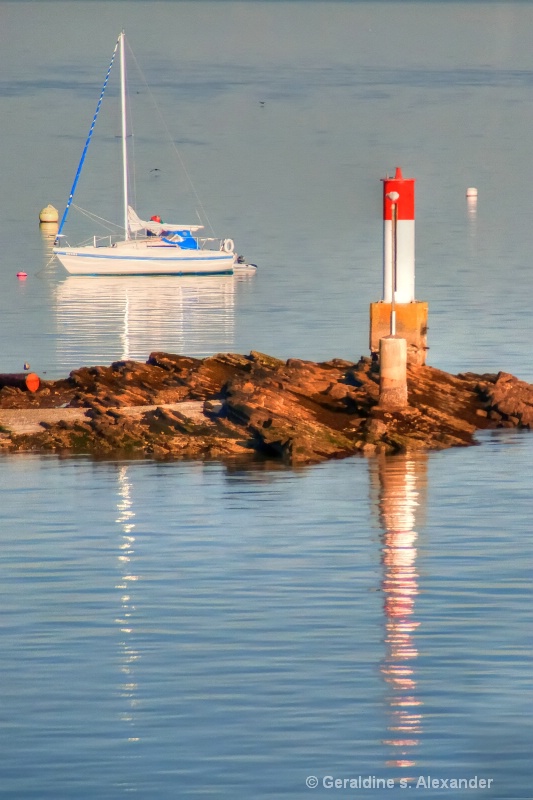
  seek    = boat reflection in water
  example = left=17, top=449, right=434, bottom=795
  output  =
left=115, top=466, right=141, bottom=752
left=53, top=275, right=235, bottom=370
left=369, top=452, right=428, bottom=774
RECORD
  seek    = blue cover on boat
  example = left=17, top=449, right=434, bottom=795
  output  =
left=162, top=230, right=199, bottom=249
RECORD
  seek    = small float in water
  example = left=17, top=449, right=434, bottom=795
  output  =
left=233, top=256, right=258, bottom=275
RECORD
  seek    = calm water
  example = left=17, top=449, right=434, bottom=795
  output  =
left=0, top=2, right=532, bottom=798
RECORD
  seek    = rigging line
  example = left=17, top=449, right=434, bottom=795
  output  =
left=71, top=204, right=122, bottom=232
left=55, top=34, right=121, bottom=244
left=125, top=40, right=216, bottom=237
left=36, top=254, right=60, bottom=276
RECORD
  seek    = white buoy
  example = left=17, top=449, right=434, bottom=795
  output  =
left=466, top=187, right=478, bottom=198
left=39, top=204, right=59, bottom=223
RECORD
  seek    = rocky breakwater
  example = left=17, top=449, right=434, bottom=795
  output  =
left=0, top=351, right=532, bottom=465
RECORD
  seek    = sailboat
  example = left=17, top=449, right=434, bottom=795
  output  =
left=53, top=31, right=238, bottom=276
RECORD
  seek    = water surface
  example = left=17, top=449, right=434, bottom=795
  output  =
left=0, top=3, right=531, bottom=798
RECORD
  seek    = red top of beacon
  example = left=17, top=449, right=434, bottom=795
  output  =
left=382, top=167, right=415, bottom=221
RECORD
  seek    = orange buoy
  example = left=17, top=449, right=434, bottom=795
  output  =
left=17, top=272, right=28, bottom=279
left=25, top=373, right=40, bottom=392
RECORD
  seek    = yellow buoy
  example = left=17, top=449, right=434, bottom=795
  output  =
left=39, top=204, right=59, bottom=223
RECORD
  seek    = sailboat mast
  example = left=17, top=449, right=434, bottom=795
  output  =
left=120, top=31, right=129, bottom=240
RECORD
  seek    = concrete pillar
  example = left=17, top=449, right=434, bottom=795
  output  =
left=379, top=336, right=408, bottom=409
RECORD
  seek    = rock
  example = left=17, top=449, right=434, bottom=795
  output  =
left=483, top=371, right=533, bottom=428
left=0, top=351, right=532, bottom=464
left=204, top=399, right=225, bottom=416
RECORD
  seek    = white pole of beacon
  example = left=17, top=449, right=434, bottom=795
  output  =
left=386, top=191, right=400, bottom=336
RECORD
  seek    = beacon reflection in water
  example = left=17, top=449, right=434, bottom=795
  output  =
left=369, top=452, right=428, bottom=772
left=53, top=275, right=235, bottom=370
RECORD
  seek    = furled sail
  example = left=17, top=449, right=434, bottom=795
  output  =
left=127, top=206, right=204, bottom=236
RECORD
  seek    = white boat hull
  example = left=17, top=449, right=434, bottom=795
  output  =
left=53, top=240, right=235, bottom=275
